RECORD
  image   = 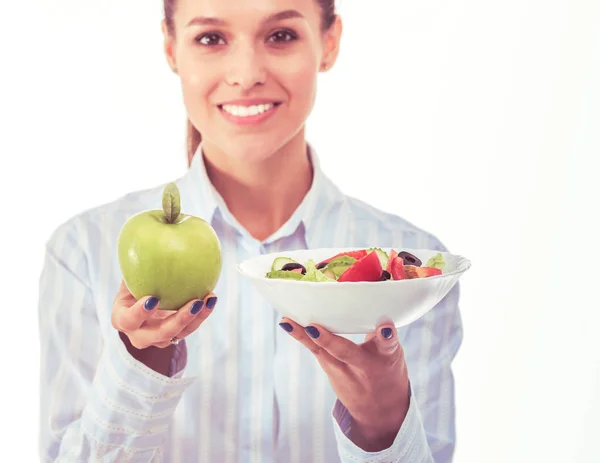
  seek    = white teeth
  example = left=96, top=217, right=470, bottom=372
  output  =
left=222, top=103, right=274, bottom=117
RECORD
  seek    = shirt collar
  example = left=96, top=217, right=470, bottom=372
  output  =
left=177, top=144, right=220, bottom=224
left=177, top=142, right=345, bottom=247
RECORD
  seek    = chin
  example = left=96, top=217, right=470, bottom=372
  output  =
left=214, top=130, right=302, bottom=164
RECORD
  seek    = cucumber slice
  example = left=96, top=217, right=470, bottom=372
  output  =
left=301, top=268, right=334, bottom=282
left=367, top=248, right=389, bottom=269
left=265, top=270, right=305, bottom=280
left=326, top=256, right=357, bottom=266
left=322, top=268, right=337, bottom=280
left=324, top=256, right=357, bottom=278
left=271, top=257, right=299, bottom=272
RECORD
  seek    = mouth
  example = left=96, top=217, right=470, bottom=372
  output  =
left=217, top=101, right=283, bottom=126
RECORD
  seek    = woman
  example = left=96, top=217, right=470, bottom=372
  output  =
left=38, top=0, right=463, bottom=461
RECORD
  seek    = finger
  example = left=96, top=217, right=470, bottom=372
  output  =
left=112, top=281, right=160, bottom=332
left=279, top=318, right=345, bottom=368
left=170, top=293, right=218, bottom=340
left=134, top=293, right=217, bottom=347
left=372, top=324, right=402, bottom=357
left=300, top=322, right=367, bottom=366
left=134, top=307, right=178, bottom=329
left=149, top=308, right=179, bottom=321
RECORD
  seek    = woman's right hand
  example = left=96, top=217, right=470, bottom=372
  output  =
left=111, top=280, right=218, bottom=349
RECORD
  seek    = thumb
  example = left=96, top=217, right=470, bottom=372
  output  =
left=373, top=324, right=401, bottom=356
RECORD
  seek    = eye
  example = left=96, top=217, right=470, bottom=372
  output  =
left=268, top=29, right=298, bottom=43
left=196, top=33, right=226, bottom=46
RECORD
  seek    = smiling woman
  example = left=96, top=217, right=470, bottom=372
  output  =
left=164, top=0, right=336, bottom=168
left=37, top=0, right=464, bottom=462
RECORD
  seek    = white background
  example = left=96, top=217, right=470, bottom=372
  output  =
left=1, top=0, right=599, bottom=461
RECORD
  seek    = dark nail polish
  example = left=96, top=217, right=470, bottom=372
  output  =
left=279, top=322, right=293, bottom=333
left=190, top=300, right=203, bottom=315
left=305, top=326, right=320, bottom=339
left=382, top=327, right=393, bottom=339
left=145, top=297, right=159, bottom=311
left=206, top=296, right=218, bottom=310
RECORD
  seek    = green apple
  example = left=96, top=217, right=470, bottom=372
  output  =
left=117, top=182, right=222, bottom=310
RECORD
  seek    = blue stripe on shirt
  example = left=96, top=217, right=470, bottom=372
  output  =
left=38, top=143, right=462, bottom=462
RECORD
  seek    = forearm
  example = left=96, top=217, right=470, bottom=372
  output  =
left=348, top=379, right=411, bottom=452
left=39, top=222, right=195, bottom=461
left=43, top=329, right=196, bottom=461
left=349, top=413, right=407, bottom=452
left=119, top=331, right=177, bottom=377
left=331, top=272, right=463, bottom=462
left=331, top=395, right=434, bottom=463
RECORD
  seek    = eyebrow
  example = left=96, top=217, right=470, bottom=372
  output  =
left=186, top=9, right=305, bottom=27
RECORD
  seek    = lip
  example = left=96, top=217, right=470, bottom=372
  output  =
left=218, top=101, right=282, bottom=127
left=217, top=98, right=282, bottom=106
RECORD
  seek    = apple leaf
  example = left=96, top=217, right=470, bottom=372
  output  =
left=163, top=182, right=181, bottom=223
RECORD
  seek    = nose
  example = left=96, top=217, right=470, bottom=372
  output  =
left=224, top=43, right=267, bottom=90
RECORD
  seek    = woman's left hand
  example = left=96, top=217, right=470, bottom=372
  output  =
left=280, top=318, right=411, bottom=452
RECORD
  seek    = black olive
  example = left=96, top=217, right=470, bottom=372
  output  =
left=316, top=261, right=328, bottom=270
left=379, top=270, right=391, bottom=281
left=398, top=251, right=422, bottom=267
left=281, top=262, right=307, bottom=274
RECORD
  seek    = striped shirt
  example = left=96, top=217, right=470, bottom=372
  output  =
left=38, top=144, right=463, bottom=462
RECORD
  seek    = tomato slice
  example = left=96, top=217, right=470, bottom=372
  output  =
left=404, top=265, right=442, bottom=279
left=386, top=249, right=399, bottom=273
left=338, top=251, right=383, bottom=282
left=414, top=266, right=442, bottom=278
left=317, top=250, right=369, bottom=267
left=390, top=257, right=407, bottom=280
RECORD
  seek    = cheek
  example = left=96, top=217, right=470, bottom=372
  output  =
left=177, top=55, right=218, bottom=113
left=276, top=58, right=319, bottom=108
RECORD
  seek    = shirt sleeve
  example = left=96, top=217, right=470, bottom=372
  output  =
left=330, top=279, right=463, bottom=463
left=38, top=219, right=198, bottom=462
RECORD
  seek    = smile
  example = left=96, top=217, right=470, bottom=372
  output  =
left=218, top=102, right=282, bottom=126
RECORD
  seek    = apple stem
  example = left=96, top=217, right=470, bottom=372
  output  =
left=162, top=182, right=181, bottom=223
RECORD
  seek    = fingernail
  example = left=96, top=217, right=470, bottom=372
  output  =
left=381, top=327, right=393, bottom=339
left=145, top=297, right=159, bottom=311
left=279, top=322, right=293, bottom=333
left=190, top=300, right=203, bottom=315
left=305, top=326, right=320, bottom=339
left=206, top=296, right=218, bottom=310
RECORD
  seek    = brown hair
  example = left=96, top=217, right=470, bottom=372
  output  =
left=163, top=0, right=337, bottom=167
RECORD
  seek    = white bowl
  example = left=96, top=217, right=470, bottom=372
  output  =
left=237, top=247, right=471, bottom=334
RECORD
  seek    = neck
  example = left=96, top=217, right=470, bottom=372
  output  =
left=201, top=132, right=313, bottom=242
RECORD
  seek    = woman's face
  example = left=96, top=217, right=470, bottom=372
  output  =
left=163, top=0, right=341, bottom=163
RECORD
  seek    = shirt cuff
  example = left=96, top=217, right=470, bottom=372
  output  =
left=79, top=329, right=198, bottom=449
left=331, top=385, right=432, bottom=462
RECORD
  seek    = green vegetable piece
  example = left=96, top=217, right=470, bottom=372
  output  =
left=301, top=259, right=334, bottom=282
left=265, top=270, right=305, bottom=280
left=426, top=252, right=446, bottom=270
left=324, top=256, right=356, bottom=277
left=367, top=248, right=389, bottom=268
left=326, top=256, right=357, bottom=266
left=322, top=268, right=337, bottom=280
left=271, top=257, right=299, bottom=272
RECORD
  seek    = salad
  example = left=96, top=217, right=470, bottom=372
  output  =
left=265, top=248, right=445, bottom=282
